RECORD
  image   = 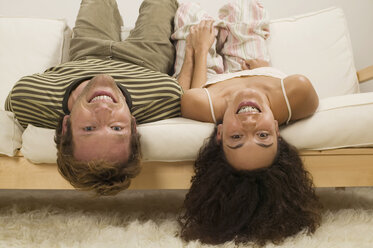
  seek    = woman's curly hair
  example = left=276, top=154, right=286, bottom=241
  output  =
left=54, top=116, right=141, bottom=196
left=179, top=126, right=322, bottom=246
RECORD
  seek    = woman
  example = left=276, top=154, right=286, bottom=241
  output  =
left=175, top=4, right=322, bottom=245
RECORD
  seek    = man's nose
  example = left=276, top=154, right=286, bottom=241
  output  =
left=94, top=104, right=113, bottom=120
left=91, top=74, right=115, bottom=83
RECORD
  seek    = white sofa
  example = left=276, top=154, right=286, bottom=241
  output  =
left=1, top=3, right=373, bottom=190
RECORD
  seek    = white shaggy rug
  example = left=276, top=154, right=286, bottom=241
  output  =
left=0, top=187, right=373, bottom=248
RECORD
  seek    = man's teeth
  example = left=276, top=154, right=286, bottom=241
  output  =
left=238, top=106, right=260, bottom=114
left=91, top=95, right=113, bottom=102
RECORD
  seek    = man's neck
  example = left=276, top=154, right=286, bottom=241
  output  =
left=67, top=80, right=90, bottom=111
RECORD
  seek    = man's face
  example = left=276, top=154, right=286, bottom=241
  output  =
left=63, top=74, right=134, bottom=164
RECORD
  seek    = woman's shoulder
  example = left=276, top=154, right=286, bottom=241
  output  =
left=285, top=74, right=319, bottom=121
left=181, top=88, right=215, bottom=123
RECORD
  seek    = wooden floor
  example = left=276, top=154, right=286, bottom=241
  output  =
left=1, top=148, right=373, bottom=190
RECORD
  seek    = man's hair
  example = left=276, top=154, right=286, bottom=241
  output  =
left=54, top=117, right=141, bottom=196
left=179, top=126, right=322, bottom=246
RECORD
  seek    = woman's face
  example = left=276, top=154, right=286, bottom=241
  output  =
left=217, top=88, right=279, bottom=170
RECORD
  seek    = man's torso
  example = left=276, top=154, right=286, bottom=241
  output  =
left=5, top=58, right=182, bottom=129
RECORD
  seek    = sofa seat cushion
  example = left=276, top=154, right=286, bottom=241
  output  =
left=0, top=111, right=23, bottom=156
left=281, top=92, right=373, bottom=150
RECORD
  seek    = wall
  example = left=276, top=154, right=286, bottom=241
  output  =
left=1, top=0, right=372, bottom=90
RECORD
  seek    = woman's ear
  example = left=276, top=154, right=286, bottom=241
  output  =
left=62, top=115, right=70, bottom=135
left=216, top=124, right=223, bottom=143
left=274, top=120, right=280, bottom=136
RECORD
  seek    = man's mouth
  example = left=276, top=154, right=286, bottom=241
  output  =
left=89, top=91, right=116, bottom=103
left=236, top=102, right=261, bottom=114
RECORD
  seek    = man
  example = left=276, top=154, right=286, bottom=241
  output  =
left=5, top=0, right=182, bottom=195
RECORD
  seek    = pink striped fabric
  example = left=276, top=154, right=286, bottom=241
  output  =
left=219, top=0, right=270, bottom=73
left=171, top=0, right=270, bottom=78
left=171, top=2, right=224, bottom=78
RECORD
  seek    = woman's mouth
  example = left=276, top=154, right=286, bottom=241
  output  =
left=236, top=101, right=261, bottom=114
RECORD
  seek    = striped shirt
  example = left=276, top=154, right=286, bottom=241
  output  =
left=5, top=58, right=182, bottom=129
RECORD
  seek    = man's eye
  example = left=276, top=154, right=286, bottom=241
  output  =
left=83, top=126, right=94, bottom=131
left=111, top=126, right=122, bottom=131
left=258, top=132, right=269, bottom=139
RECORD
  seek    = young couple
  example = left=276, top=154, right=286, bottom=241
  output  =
left=5, top=0, right=321, bottom=245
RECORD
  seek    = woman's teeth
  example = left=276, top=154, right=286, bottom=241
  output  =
left=237, top=106, right=260, bottom=114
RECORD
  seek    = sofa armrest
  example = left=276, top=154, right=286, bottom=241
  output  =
left=357, top=65, right=373, bottom=83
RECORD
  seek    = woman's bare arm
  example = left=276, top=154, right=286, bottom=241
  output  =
left=181, top=89, right=214, bottom=122
left=189, top=20, right=215, bottom=89
left=241, top=59, right=270, bottom=70
left=177, top=20, right=215, bottom=90
left=177, top=35, right=194, bottom=92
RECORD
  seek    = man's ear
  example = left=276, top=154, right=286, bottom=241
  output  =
left=215, top=124, right=223, bottom=143
left=62, top=115, right=70, bottom=135
left=131, top=116, right=137, bottom=133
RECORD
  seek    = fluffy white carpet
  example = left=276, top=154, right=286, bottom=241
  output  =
left=0, top=187, right=373, bottom=248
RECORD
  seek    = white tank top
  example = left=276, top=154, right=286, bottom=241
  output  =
left=203, top=67, right=292, bottom=125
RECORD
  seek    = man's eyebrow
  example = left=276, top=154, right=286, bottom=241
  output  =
left=77, top=131, right=126, bottom=137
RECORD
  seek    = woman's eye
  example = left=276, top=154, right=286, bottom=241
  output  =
left=231, top=134, right=241, bottom=140
left=83, top=126, right=94, bottom=131
left=112, top=126, right=122, bottom=131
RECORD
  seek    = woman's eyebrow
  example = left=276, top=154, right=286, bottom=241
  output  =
left=256, top=142, right=273, bottom=148
left=226, top=142, right=273, bottom=149
left=226, top=144, right=244, bottom=149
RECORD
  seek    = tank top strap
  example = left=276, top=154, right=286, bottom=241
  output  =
left=281, top=78, right=292, bottom=124
left=203, top=88, right=217, bottom=123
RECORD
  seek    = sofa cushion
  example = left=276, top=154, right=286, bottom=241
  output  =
left=20, top=124, right=57, bottom=164
left=138, top=118, right=214, bottom=161
left=268, top=7, right=359, bottom=98
left=0, top=111, right=23, bottom=156
left=0, top=16, right=71, bottom=110
left=281, top=92, right=373, bottom=150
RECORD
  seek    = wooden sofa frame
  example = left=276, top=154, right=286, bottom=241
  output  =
left=1, top=66, right=373, bottom=190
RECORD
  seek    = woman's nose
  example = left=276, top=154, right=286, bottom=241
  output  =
left=238, top=114, right=257, bottom=126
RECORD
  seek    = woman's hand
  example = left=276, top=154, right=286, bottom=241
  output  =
left=241, top=59, right=270, bottom=70
left=189, top=20, right=215, bottom=54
